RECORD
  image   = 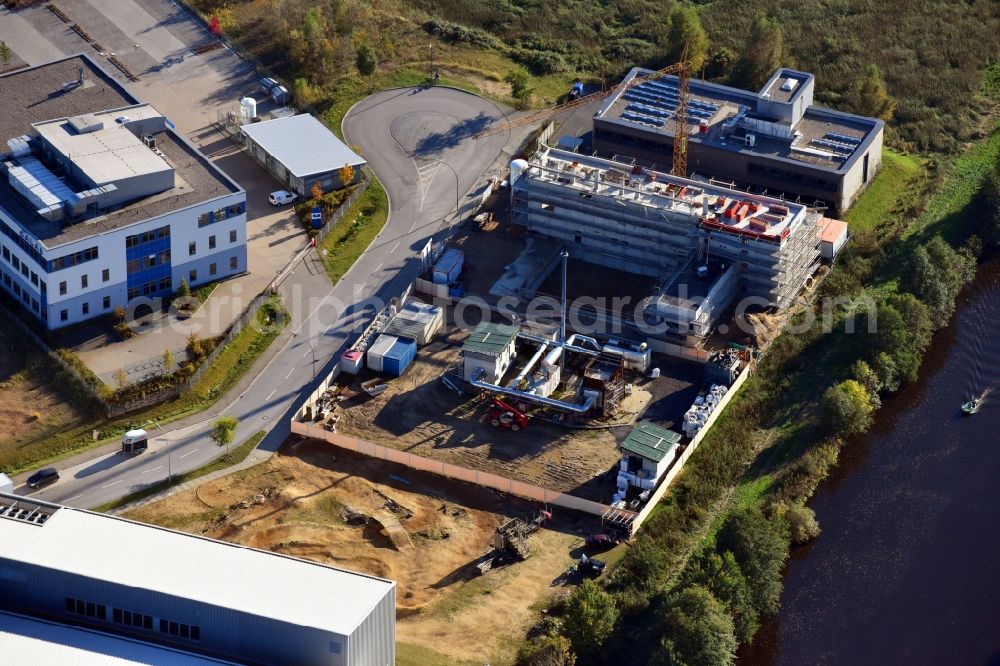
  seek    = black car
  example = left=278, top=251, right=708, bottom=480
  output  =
left=26, top=468, right=59, bottom=489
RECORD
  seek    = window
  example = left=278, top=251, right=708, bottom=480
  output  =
left=169, top=621, right=179, bottom=636
left=209, top=262, right=217, bottom=276
left=59, top=281, right=67, bottom=295
left=114, top=608, right=123, bottom=623
left=103, top=296, right=110, bottom=309
left=86, top=602, right=96, bottom=617
left=1, top=247, right=8, bottom=260
left=208, top=235, right=216, bottom=250
left=198, top=212, right=211, bottom=227
left=102, top=268, right=110, bottom=282
left=65, top=598, right=75, bottom=612
left=60, top=309, right=68, bottom=322
left=189, top=269, right=197, bottom=282
left=229, top=229, right=237, bottom=243
left=20, top=263, right=28, bottom=278
left=180, top=624, right=189, bottom=639
left=329, top=641, right=342, bottom=654
left=190, top=626, right=200, bottom=641
left=40, top=282, right=46, bottom=294
left=30, top=271, right=38, bottom=286
left=82, top=303, right=89, bottom=316
left=188, top=242, right=196, bottom=256
left=124, top=611, right=132, bottom=626
left=229, top=256, right=237, bottom=271
left=12, top=256, right=20, bottom=270
left=81, top=274, right=88, bottom=289
left=160, top=619, right=168, bottom=633
left=76, top=599, right=84, bottom=615
left=143, top=615, right=153, bottom=630
left=97, top=605, right=106, bottom=620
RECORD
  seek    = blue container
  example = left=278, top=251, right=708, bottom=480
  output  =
left=382, top=337, right=417, bottom=377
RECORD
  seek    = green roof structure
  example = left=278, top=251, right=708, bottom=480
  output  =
left=620, top=421, right=682, bottom=462
left=462, top=322, right=518, bottom=356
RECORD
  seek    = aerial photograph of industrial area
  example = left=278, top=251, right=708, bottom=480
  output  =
left=0, top=0, right=998, bottom=664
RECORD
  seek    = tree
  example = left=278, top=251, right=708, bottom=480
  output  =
left=780, top=502, right=821, bottom=544
left=706, top=47, right=736, bottom=80
left=854, top=65, right=896, bottom=122
left=176, top=277, right=191, bottom=299
left=0, top=41, right=10, bottom=73
left=210, top=415, right=240, bottom=457
left=311, top=181, right=325, bottom=201
left=737, top=17, right=784, bottom=88
left=505, top=68, right=532, bottom=100
left=651, top=586, right=737, bottom=666
left=872, top=351, right=900, bottom=393
left=339, top=163, right=356, bottom=188
left=517, top=635, right=576, bottom=666
left=561, top=579, right=618, bottom=655
left=873, top=294, right=932, bottom=386
left=851, top=359, right=881, bottom=396
left=162, top=349, right=174, bottom=375
left=186, top=332, right=205, bottom=361
left=114, top=368, right=128, bottom=390
left=909, top=236, right=975, bottom=325
left=680, top=549, right=758, bottom=643
left=664, top=7, right=708, bottom=73
left=821, top=379, right=874, bottom=436
left=356, top=43, right=377, bottom=76
left=716, top=508, right=790, bottom=616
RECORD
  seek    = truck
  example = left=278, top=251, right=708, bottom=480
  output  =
left=121, top=429, right=148, bottom=455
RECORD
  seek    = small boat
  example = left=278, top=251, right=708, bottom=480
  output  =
left=962, top=399, right=982, bottom=415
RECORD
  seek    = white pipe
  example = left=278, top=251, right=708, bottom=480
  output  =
left=508, top=341, right=549, bottom=388
left=470, top=368, right=595, bottom=414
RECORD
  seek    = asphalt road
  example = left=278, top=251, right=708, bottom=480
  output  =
left=22, top=86, right=511, bottom=508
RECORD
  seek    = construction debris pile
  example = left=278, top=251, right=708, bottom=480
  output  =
left=682, top=384, right=728, bottom=438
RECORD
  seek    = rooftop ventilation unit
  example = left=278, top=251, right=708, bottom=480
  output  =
left=67, top=114, right=104, bottom=134
left=143, top=134, right=156, bottom=149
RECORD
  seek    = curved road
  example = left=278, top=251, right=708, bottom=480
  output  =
left=24, top=87, right=511, bottom=509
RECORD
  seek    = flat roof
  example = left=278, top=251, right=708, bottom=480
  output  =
left=596, top=67, right=882, bottom=173
left=240, top=114, right=365, bottom=178
left=0, top=494, right=394, bottom=636
left=620, top=421, right=682, bottom=462
left=0, top=611, right=234, bottom=665
left=524, top=147, right=809, bottom=243
left=34, top=106, right=171, bottom=186
left=0, top=55, right=241, bottom=249
left=462, top=322, right=519, bottom=356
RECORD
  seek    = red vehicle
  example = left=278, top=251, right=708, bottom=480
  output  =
left=489, top=397, right=529, bottom=431
left=585, top=532, right=622, bottom=550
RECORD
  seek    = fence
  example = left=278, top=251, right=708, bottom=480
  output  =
left=314, top=173, right=371, bottom=244
left=627, top=360, right=754, bottom=533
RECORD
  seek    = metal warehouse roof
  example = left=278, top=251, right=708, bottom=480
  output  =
left=620, top=421, right=682, bottom=462
left=462, top=322, right=518, bottom=356
left=239, top=114, right=366, bottom=178
left=0, top=610, right=235, bottom=665
left=0, top=496, right=394, bottom=636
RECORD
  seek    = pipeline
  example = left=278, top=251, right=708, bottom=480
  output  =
left=508, top=341, right=549, bottom=388
left=470, top=368, right=595, bottom=414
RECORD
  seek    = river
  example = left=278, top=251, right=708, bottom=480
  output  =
left=741, top=259, right=1000, bottom=665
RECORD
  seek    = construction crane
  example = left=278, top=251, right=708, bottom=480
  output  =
left=474, top=58, right=692, bottom=177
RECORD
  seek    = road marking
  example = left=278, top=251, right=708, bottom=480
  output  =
left=142, top=466, right=164, bottom=475
left=179, top=448, right=199, bottom=459
left=284, top=368, right=294, bottom=379
left=64, top=494, right=84, bottom=503
left=390, top=242, right=399, bottom=253
left=101, top=480, right=123, bottom=488
left=302, top=347, right=311, bottom=358
left=373, top=262, right=383, bottom=274
left=266, top=388, right=277, bottom=400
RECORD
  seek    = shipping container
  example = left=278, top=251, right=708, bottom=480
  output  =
left=341, top=349, right=364, bottom=374
left=382, top=337, right=417, bottom=377
left=366, top=334, right=398, bottom=374
left=432, top=249, right=464, bottom=285
left=383, top=301, right=444, bottom=345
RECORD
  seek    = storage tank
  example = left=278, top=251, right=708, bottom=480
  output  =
left=432, top=248, right=464, bottom=285
left=340, top=349, right=364, bottom=374
left=240, top=97, right=257, bottom=120
left=510, top=159, right=529, bottom=183
left=382, top=337, right=417, bottom=377
left=366, top=334, right=398, bottom=374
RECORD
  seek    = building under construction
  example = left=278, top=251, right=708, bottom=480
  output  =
left=510, top=147, right=825, bottom=344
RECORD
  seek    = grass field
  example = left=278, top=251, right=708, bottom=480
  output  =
left=319, top=179, right=390, bottom=285
left=845, top=150, right=925, bottom=234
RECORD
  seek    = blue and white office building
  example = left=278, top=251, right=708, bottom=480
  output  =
left=0, top=55, right=247, bottom=329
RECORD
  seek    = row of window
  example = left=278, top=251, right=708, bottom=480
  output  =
left=3, top=271, right=41, bottom=316
left=0, top=220, right=45, bottom=270
left=127, top=277, right=173, bottom=300
left=57, top=295, right=113, bottom=322
left=125, top=225, right=171, bottom=249
left=64, top=596, right=201, bottom=642
left=189, top=229, right=238, bottom=257
left=197, top=202, right=246, bottom=228
left=127, top=251, right=170, bottom=274
left=49, top=246, right=99, bottom=272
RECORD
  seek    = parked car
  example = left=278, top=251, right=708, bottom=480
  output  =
left=585, top=532, right=621, bottom=550
left=268, top=190, right=297, bottom=206
left=259, top=77, right=278, bottom=95
left=26, top=468, right=59, bottom=489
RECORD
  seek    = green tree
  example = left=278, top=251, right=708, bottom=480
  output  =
left=737, top=17, right=784, bottom=88
left=186, top=332, right=205, bottom=361
left=780, top=502, right=821, bottom=544
left=162, top=349, right=174, bottom=374
left=517, top=635, right=576, bottom=666
left=651, top=586, right=737, bottom=666
left=854, top=65, right=896, bottom=121
left=851, top=359, right=881, bottom=395
left=873, top=294, right=932, bottom=386
left=210, top=415, right=240, bottom=457
left=356, top=43, right=377, bottom=76
left=176, top=277, right=191, bottom=299
left=505, top=68, right=532, bottom=100
left=872, top=351, right=900, bottom=393
left=909, top=236, right=975, bottom=325
left=680, top=549, right=758, bottom=643
left=706, top=47, right=736, bottom=80
left=821, top=379, right=874, bottom=436
left=0, top=41, right=10, bottom=72
left=561, top=579, right=618, bottom=655
left=716, top=508, right=790, bottom=616
left=664, top=7, right=708, bottom=73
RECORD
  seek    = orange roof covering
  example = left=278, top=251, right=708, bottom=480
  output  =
left=817, top=217, right=847, bottom=243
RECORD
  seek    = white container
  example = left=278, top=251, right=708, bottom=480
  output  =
left=240, top=97, right=257, bottom=120
left=366, top=334, right=398, bottom=374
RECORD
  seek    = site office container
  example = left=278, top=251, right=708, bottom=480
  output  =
left=382, top=337, right=417, bottom=377
left=341, top=349, right=364, bottom=375
left=432, top=249, right=464, bottom=284
left=366, top=334, right=398, bottom=374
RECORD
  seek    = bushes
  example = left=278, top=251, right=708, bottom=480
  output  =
left=423, top=18, right=504, bottom=50
left=652, top=586, right=737, bottom=666
left=780, top=503, right=822, bottom=545
left=821, top=379, right=874, bottom=437
left=561, top=580, right=617, bottom=656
